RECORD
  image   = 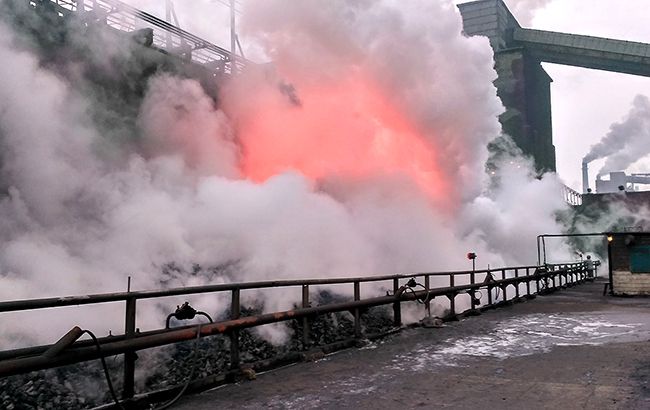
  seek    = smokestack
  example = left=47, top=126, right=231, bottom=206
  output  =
left=582, top=161, right=589, bottom=194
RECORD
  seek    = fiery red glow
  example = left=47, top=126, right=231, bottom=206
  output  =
left=225, top=72, right=452, bottom=207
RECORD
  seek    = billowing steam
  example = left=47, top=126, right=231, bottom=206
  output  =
left=505, top=0, right=553, bottom=26
left=582, top=94, right=650, bottom=175
left=233, top=0, right=506, bottom=206
left=0, top=0, right=572, bottom=347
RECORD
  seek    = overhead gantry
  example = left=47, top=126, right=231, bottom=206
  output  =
left=458, top=0, right=650, bottom=173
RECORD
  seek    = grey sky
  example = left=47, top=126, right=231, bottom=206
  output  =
left=126, top=0, right=650, bottom=192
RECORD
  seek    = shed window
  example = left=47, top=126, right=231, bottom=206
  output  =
left=630, top=245, right=650, bottom=273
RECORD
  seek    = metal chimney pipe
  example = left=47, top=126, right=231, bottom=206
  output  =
left=582, top=161, right=590, bottom=193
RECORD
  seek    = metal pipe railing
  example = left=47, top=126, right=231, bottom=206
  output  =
left=0, top=266, right=540, bottom=313
left=0, top=262, right=589, bottom=401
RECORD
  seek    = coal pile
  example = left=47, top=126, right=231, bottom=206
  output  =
left=1, top=360, right=121, bottom=409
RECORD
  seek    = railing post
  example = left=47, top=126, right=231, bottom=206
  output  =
left=122, top=296, right=137, bottom=400
left=548, top=271, right=552, bottom=288
left=302, top=285, right=310, bottom=348
left=393, top=278, right=401, bottom=327
left=448, top=274, right=456, bottom=317
left=424, top=275, right=431, bottom=316
left=514, top=269, right=520, bottom=299
left=353, top=281, right=361, bottom=339
left=470, top=271, right=476, bottom=310
left=230, top=289, right=240, bottom=369
left=501, top=269, right=507, bottom=303
left=487, top=269, right=493, bottom=306
left=551, top=266, right=556, bottom=289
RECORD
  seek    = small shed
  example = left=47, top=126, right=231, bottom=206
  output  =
left=608, top=232, right=650, bottom=296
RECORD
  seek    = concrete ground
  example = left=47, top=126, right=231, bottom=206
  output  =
left=173, top=279, right=650, bottom=410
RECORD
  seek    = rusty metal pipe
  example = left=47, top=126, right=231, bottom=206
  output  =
left=0, top=294, right=386, bottom=377
left=42, top=326, right=84, bottom=359
left=0, top=327, right=170, bottom=361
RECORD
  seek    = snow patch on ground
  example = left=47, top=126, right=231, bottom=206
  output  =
left=389, top=313, right=647, bottom=371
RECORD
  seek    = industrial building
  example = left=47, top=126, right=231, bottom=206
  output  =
left=608, top=232, right=650, bottom=296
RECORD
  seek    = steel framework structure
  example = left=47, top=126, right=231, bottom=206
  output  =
left=33, top=0, right=246, bottom=73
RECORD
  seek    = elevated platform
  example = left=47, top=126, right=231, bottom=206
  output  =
left=514, top=28, right=650, bottom=77
left=174, top=279, right=650, bottom=410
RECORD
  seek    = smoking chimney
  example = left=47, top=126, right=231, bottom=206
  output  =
left=582, top=161, right=590, bottom=194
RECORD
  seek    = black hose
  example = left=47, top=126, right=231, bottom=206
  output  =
left=472, top=289, right=483, bottom=304
left=399, top=284, right=431, bottom=305
left=81, top=329, right=125, bottom=410
left=152, top=323, right=203, bottom=410
left=493, top=286, right=501, bottom=302
left=166, top=311, right=213, bottom=329
left=83, top=304, right=213, bottom=410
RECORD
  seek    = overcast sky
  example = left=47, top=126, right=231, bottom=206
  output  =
left=125, top=0, right=650, bottom=192
left=521, top=0, right=650, bottom=191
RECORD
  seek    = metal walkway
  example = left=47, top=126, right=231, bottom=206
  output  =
left=174, top=279, right=650, bottom=410
left=514, top=28, right=650, bottom=78
left=459, top=0, right=650, bottom=78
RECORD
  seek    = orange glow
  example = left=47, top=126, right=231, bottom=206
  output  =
left=225, top=72, right=452, bottom=207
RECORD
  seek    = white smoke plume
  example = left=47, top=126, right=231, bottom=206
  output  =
left=582, top=95, right=650, bottom=174
left=0, top=0, right=572, bottom=348
left=592, top=95, right=650, bottom=175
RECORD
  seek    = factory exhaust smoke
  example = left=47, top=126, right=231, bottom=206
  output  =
left=582, top=94, right=650, bottom=177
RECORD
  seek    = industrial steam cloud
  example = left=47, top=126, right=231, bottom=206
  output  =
left=0, top=0, right=571, bottom=346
